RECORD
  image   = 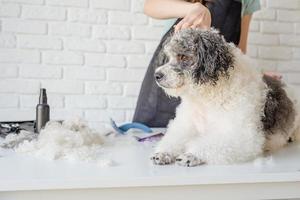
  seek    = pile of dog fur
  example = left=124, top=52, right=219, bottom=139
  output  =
left=1, top=118, right=115, bottom=167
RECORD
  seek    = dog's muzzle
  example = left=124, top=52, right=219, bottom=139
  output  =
left=154, top=66, right=184, bottom=89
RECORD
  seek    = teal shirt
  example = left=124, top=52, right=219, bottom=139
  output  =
left=236, top=0, right=261, bottom=16
left=164, top=0, right=260, bottom=32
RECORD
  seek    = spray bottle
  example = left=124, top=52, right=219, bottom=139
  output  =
left=35, top=88, right=50, bottom=133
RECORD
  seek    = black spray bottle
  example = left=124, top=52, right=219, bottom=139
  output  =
left=35, top=88, right=50, bottom=133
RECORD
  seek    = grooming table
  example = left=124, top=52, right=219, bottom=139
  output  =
left=0, top=128, right=300, bottom=200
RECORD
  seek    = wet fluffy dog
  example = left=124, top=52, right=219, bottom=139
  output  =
left=151, top=28, right=300, bottom=166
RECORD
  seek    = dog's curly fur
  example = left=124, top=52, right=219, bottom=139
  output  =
left=152, top=28, right=300, bottom=166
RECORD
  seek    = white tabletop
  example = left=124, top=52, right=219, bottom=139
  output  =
left=1, top=132, right=300, bottom=192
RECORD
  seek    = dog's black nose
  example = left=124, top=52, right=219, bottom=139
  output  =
left=155, top=72, right=164, bottom=81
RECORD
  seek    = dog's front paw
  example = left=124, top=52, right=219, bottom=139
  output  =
left=175, top=153, right=204, bottom=167
left=150, top=152, right=175, bottom=165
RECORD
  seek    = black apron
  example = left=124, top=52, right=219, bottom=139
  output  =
left=133, top=0, right=242, bottom=127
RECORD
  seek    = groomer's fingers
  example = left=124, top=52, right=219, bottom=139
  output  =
left=175, top=19, right=186, bottom=32
left=181, top=21, right=192, bottom=30
left=195, top=20, right=210, bottom=30
left=199, top=24, right=210, bottom=30
left=190, top=16, right=203, bottom=28
left=264, top=71, right=282, bottom=80
left=175, top=17, right=194, bottom=32
left=190, top=24, right=197, bottom=29
left=190, top=21, right=201, bottom=29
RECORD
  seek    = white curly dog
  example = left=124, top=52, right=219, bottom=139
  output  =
left=151, top=28, right=300, bottom=167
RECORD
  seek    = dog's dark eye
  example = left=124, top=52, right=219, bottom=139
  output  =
left=177, top=54, right=190, bottom=62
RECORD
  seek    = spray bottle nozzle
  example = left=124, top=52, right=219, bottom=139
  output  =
left=39, top=88, right=47, bottom=104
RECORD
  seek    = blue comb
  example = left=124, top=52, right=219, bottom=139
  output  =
left=110, top=118, right=153, bottom=135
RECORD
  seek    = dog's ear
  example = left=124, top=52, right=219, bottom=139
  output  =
left=193, top=29, right=234, bottom=84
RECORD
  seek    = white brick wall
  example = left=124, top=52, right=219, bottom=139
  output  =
left=249, top=0, right=300, bottom=86
left=0, top=0, right=299, bottom=128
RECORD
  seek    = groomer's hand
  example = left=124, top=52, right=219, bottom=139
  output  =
left=264, top=71, right=282, bottom=80
left=175, top=2, right=211, bottom=32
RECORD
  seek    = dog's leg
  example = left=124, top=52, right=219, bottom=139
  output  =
left=176, top=127, right=265, bottom=166
left=151, top=110, right=197, bottom=165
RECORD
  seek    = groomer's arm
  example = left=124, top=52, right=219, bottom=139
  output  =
left=238, top=15, right=252, bottom=54
left=144, top=0, right=195, bottom=19
left=144, top=0, right=211, bottom=30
